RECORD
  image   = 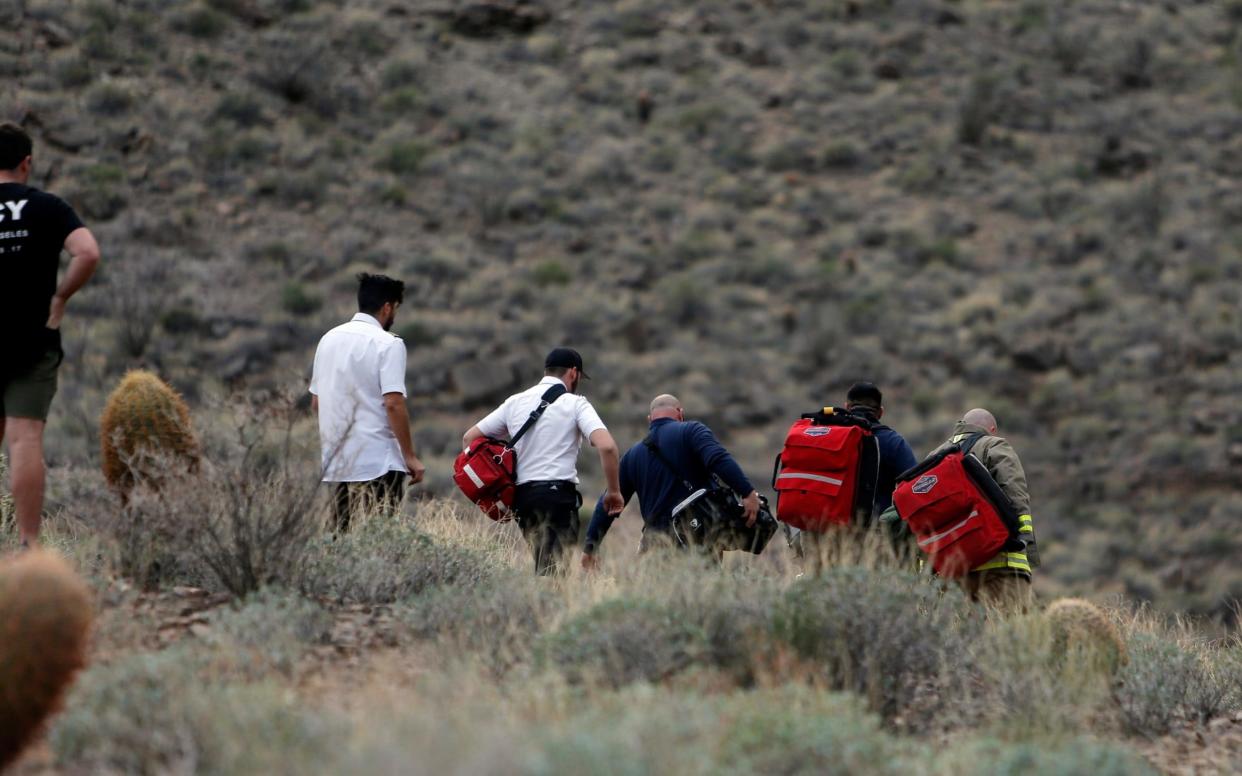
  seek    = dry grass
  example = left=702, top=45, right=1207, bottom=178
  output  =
left=2, top=469, right=1232, bottom=773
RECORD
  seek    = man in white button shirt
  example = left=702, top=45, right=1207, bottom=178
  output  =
left=310, top=273, right=426, bottom=531
left=463, top=348, right=623, bottom=576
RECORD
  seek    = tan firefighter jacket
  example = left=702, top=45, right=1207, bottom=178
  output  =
left=931, top=421, right=1039, bottom=575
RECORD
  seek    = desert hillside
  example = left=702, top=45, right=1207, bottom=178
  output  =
left=3, top=0, right=1242, bottom=618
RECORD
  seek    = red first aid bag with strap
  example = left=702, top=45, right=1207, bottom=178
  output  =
left=772, top=408, right=879, bottom=532
left=453, top=384, right=566, bottom=522
left=453, top=438, right=518, bottom=521
left=892, top=433, right=1022, bottom=577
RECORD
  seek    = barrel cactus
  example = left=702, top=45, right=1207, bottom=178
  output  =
left=100, top=370, right=200, bottom=495
left=1045, top=597, right=1127, bottom=673
left=0, top=551, right=94, bottom=770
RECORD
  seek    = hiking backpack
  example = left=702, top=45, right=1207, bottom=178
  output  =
left=771, top=407, right=880, bottom=533
left=453, top=384, right=565, bottom=522
left=891, top=433, right=1024, bottom=577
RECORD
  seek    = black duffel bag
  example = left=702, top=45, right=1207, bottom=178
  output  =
left=671, top=488, right=778, bottom=555
left=643, top=429, right=777, bottom=556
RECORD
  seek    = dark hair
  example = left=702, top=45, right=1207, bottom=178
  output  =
left=544, top=366, right=570, bottom=378
left=356, top=273, right=405, bottom=314
left=0, top=123, right=33, bottom=170
left=846, top=381, right=883, bottom=410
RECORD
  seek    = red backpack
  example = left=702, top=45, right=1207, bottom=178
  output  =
left=892, top=433, right=1023, bottom=577
left=454, top=384, right=566, bottom=521
left=772, top=408, right=880, bottom=533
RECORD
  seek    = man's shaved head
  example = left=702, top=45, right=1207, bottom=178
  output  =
left=650, top=394, right=682, bottom=413
left=649, top=394, right=684, bottom=421
left=963, top=408, right=998, bottom=434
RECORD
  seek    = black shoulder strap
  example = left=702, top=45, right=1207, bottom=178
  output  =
left=959, top=432, right=987, bottom=456
left=643, top=427, right=696, bottom=492
left=507, top=384, right=567, bottom=450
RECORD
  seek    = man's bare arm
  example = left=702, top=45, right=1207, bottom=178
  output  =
left=589, top=428, right=624, bottom=515
left=463, top=425, right=486, bottom=450
left=384, top=392, right=425, bottom=483
left=311, top=395, right=319, bottom=414
left=47, top=227, right=101, bottom=329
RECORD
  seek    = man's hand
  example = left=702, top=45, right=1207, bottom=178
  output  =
left=603, top=489, right=624, bottom=517
left=46, top=295, right=67, bottom=330
left=741, top=490, right=761, bottom=527
left=581, top=553, right=599, bottom=572
left=405, top=454, right=426, bottom=484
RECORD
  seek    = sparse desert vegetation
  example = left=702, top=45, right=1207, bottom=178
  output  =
left=3, top=0, right=1242, bottom=772
left=3, top=471, right=1241, bottom=774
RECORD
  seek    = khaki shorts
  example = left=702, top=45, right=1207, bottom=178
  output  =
left=2, top=332, right=63, bottom=422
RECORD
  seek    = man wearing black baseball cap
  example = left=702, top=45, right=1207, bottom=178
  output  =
left=464, top=347, right=622, bottom=575
left=544, top=347, right=590, bottom=379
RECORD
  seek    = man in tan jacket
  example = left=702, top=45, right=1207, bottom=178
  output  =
left=930, top=408, right=1039, bottom=611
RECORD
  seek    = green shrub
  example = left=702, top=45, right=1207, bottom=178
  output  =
left=772, top=568, right=977, bottom=724
left=50, top=649, right=340, bottom=775
left=540, top=598, right=705, bottom=687
left=55, top=55, right=94, bottom=88
left=935, top=737, right=1159, bottom=776
left=380, top=140, right=432, bottom=176
left=714, top=688, right=908, bottom=776
left=0, top=455, right=13, bottom=533
left=822, top=141, right=861, bottom=169
left=204, top=590, right=333, bottom=678
left=214, top=92, right=265, bottom=127
left=171, top=5, right=229, bottom=39
left=532, top=260, right=572, bottom=286
left=297, top=517, right=498, bottom=604
left=339, top=14, right=391, bottom=59
left=400, top=575, right=557, bottom=673
left=1116, top=633, right=1234, bottom=737
left=380, top=86, right=425, bottom=115
left=380, top=58, right=421, bottom=89
left=281, top=283, right=322, bottom=316
left=661, top=571, right=783, bottom=684
left=958, top=73, right=998, bottom=145
left=85, top=82, right=134, bottom=116
left=967, top=613, right=1117, bottom=736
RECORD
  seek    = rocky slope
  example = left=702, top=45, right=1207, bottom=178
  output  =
left=3, top=0, right=1241, bottom=618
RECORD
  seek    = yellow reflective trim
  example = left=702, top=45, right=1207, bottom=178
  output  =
left=973, top=551, right=1030, bottom=572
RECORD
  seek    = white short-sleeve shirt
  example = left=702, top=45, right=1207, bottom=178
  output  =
left=475, top=376, right=608, bottom=485
left=309, top=313, right=408, bottom=482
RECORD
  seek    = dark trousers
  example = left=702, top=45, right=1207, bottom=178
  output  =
left=513, top=481, right=581, bottom=576
left=332, top=471, right=407, bottom=532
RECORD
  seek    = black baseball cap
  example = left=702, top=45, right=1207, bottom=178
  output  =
left=545, top=347, right=590, bottom=379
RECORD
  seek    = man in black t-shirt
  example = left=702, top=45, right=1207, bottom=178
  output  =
left=0, top=123, right=101, bottom=550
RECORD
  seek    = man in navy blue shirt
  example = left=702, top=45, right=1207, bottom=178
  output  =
left=581, top=394, right=760, bottom=567
left=844, top=382, right=917, bottom=515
